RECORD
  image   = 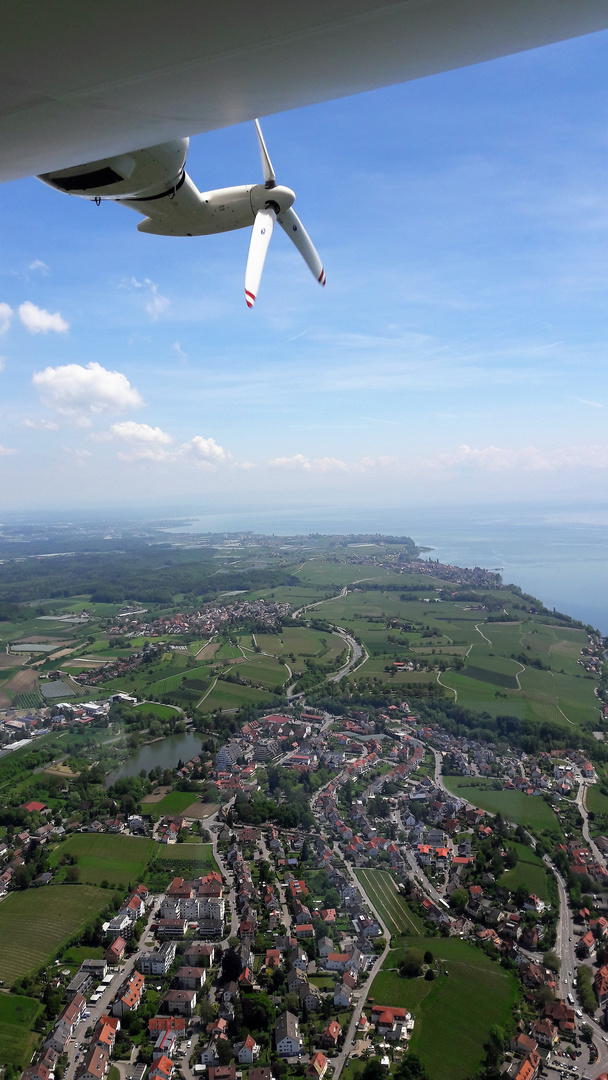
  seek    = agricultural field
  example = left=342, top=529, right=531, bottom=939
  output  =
left=369, top=937, right=518, bottom=1080
left=49, top=833, right=154, bottom=887
left=442, top=777, right=562, bottom=835
left=0, top=885, right=109, bottom=984
left=197, top=679, right=272, bottom=712
left=355, top=869, right=423, bottom=935
left=0, top=993, right=43, bottom=1069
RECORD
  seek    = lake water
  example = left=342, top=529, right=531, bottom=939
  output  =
left=105, top=730, right=203, bottom=786
left=165, top=501, right=608, bottom=633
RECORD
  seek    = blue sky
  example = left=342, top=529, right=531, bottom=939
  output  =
left=0, top=29, right=606, bottom=513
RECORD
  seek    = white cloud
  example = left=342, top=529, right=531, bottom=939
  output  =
left=181, top=435, right=228, bottom=464
left=21, top=418, right=59, bottom=431
left=128, top=277, right=170, bottom=320
left=0, top=444, right=16, bottom=456
left=268, top=453, right=391, bottom=473
left=424, top=443, right=608, bottom=472
left=571, top=396, right=603, bottom=408
left=63, top=447, right=92, bottom=467
left=32, top=361, right=143, bottom=421
left=270, top=453, right=312, bottom=471
left=0, top=303, right=12, bottom=336
left=109, top=421, right=174, bottom=461
left=28, top=259, right=49, bottom=275
left=173, top=342, right=187, bottom=362
left=19, top=301, right=69, bottom=334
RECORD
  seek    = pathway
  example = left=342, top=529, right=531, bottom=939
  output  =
left=436, top=670, right=457, bottom=701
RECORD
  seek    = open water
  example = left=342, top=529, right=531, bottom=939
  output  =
left=166, top=501, right=608, bottom=633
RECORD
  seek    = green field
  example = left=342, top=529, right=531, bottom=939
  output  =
left=49, top=832, right=154, bottom=887
left=134, top=702, right=181, bottom=720
left=498, top=842, right=550, bottom=900
left=0, top=885, right=109, bottom=984
left=155, top=843, right=216, bottom=868
left=355, top=869, right=423, bottom=935
left=0, top=992, right=42, bottom=1068
left=587, top=784, right=608, bottom=817
left=443, top=777, right=562, bottom=834
left=369, top=938, right=518, bottom=1080
left=144, top=790, right=203, bottom=819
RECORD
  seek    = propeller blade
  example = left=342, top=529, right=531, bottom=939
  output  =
left=254, top=119, right=276, bottom=189
left=245, top=207, right=276, bottom=308
left=278, top=206, right=326, bottom=286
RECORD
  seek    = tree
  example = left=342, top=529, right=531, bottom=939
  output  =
left=361, top=1059, right=386, bottom=1080
left=400, top=948, right=424, bottom=978
left=423, top=950, right=433, bottom=965
left=449, top=888, right=468, bottom=913
left=217, top=1040, right=234, bottom=1065
left=222, top=949, right=242, bottom=981
left=543, top=951, right=560, bottom=972
left=395, top=1054, right=429, bottom=1080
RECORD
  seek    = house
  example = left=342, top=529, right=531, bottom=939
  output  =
left=234, top=1034, right=260, bottom=1064
left=511, top=1034, right=537, bottom=1058
left=163, top=990, right=197, bottom=1015
left=175, top=966, right=206, bottom=990
left=208, top=1068, right=236, bottom=1080
left=275, top=1011, right=302, bottom=1057
left=153, top=1029, right=178, bottom=1060
left=76, top=1044, right=109, bottom=1080
left=184, top=943, right=215, bottom=967
left=149, top=1055, right=175, bottom=1080
left=321, top=1021, right=341, bottom=1048
left=333, top=983, right=351, bottom=1008
left=149, top=1017, right=187, bottom=1036
left=113, top=972, right=145, bottom=1017
left=530, top=1019, right=558, bottom=1049
left=106, top=937, right=126, bottom=965
left=318, top=937, right=334, bottom=957
left=512, top=1051, right=541, bottom=1080
left=325, top=952, right=351, bottom=972
left=577, top=930, right=596, bottom=959
left=139, top=942, right=177, bottom=975
left=307, top=1053, right=329, bottom=1080
left=595, top=965, right=608, bottom=1006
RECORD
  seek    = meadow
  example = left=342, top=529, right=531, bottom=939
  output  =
left=0, top=885, right=109, bottom=984
left=143, top=790, right=204, bottom=819
left=0, top=993, right=42, bottom=1069
left=443, top=777, right=562, bottom=835
left=155, top=843, right=216, bottom=867
left=498, top=841, right=550, bottom=900
left=49, top=833, right=154, bottom=887
left=369, top=938, right=518, bottom=1080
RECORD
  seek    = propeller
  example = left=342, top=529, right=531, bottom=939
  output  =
left=244, top=120, right=326, bottom=308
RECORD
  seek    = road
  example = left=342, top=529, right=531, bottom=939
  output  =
left=64, top=898, right=163, bottom=1080
left=547, top=855, right=608, bottom=1079
left=332, top=862, right=391, bottom=1080
left=576, top=781, right=606, bottom=866
left=327, top=631, right=368, bottom=683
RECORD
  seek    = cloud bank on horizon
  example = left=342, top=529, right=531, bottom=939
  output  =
left=0, top=29, right=606, bottom=511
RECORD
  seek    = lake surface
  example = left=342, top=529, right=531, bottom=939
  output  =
left=105, top=730, right=203, bottom=786
left=165, top=501, right=608, bottom=633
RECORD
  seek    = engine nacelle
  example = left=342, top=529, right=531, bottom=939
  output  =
left=38, top=140, right=189, bottom=201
